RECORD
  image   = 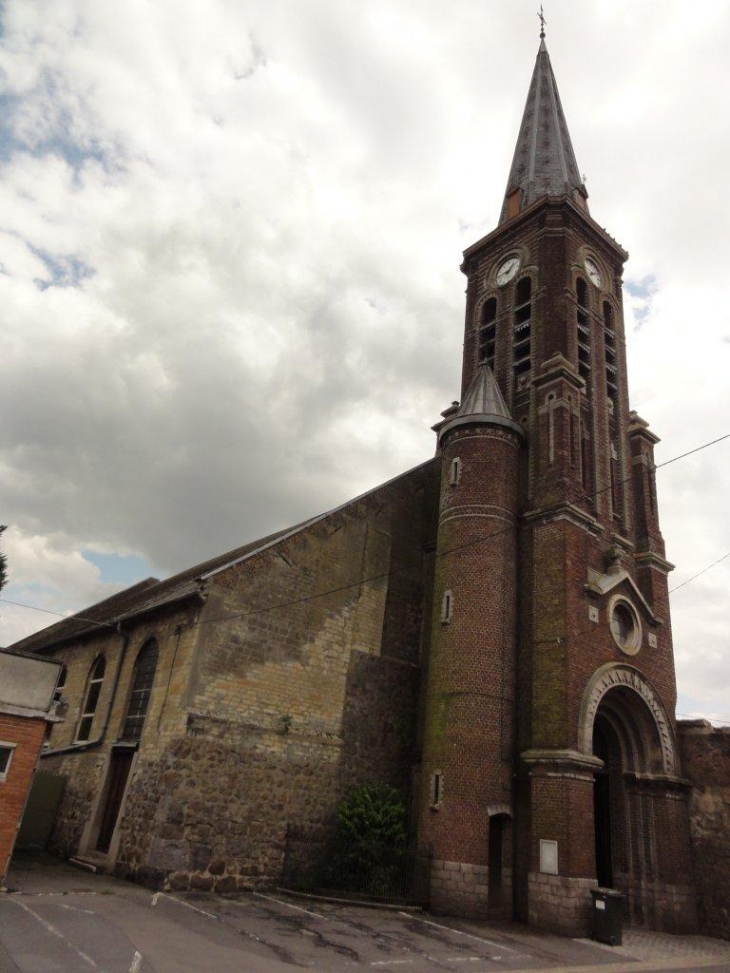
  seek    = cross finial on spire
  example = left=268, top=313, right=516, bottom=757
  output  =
left=538, top=4, right=546, bottom=39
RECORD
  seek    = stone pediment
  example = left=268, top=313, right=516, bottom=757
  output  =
left=585, top=568, right=660, bottom=625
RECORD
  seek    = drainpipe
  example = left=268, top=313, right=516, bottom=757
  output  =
left=41, top=623, right=131, bottom=758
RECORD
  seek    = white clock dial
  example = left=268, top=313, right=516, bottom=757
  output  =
left=496, top=255, right=521, bottom=286
left=584, top=257, right=602, bottom=288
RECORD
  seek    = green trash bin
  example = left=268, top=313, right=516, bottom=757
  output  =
left=591, top=887, right=624, bottom=946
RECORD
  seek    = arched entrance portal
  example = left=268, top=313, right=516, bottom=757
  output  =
left=579, top=665, right=694, bottom=930
left=591, top=685, right=665, bottom=918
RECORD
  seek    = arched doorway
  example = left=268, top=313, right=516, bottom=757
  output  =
left=579, top=665, right=690, bottom=929
left=591, top=685, right=664, bottom=914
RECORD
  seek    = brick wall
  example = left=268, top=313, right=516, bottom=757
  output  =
left=0, top=713, right=46, bottom=882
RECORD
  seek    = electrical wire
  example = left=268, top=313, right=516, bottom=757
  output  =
left=1, top=432, right=728, bottom=633
left=0, top=596, right=117, bottom=630
left=198, top=430, right=730, bottom=626
left=669, top=552, right=730, bottom=595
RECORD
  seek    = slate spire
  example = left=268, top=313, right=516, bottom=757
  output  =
left=499, top=39, right=588, bottom=224
left=457, top=361, right=514, bottom=422
left=439, top=363, right=523, bottom=442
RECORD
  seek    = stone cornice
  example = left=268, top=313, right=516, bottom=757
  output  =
left=521, top=748, right=604, bottom=779
left=461, top=196, right=628, bottom=276
left=521, top=502, right=602, bottom=536
left=634, top=551, right=675, bottom=574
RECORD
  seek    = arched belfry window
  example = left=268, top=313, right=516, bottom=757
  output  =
left=576, top=277, right=591, bottom=384
left=479, top=298, right=497, bottom=371
left=513, top=277, right=532, bottom=377
left=77, top=656, right=106, bottom=742
left=603, top=301, right=618, bottom=407
left=122, top=639, right=159, bottom=742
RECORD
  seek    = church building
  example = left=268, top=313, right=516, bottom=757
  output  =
left=11, top=34, right=704, bottom=936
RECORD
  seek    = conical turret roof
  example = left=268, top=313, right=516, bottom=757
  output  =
left=499, top=39, right=587, bottom=223
left=439, top=364, right=523, bottom=443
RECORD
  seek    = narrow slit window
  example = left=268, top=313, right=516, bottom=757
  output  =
left=431, top=771, right=443, bottom=805
left=449, top=457, right=461, bottom=486
left=441, top=590, right=453, bottom=624
left=122, top=639, right=159, bottom=742
left=76, top=657, right=106, bottom=743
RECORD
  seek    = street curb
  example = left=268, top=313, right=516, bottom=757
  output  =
left=275, top=887, right=423, bottom=913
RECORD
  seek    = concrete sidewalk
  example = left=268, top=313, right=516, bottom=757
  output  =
left=1, top=853, right=729, bottom=973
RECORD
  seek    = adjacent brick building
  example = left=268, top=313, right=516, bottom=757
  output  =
left=0, top=648, right=62, bottom=885
left=9, top=35, right=717, bottom=936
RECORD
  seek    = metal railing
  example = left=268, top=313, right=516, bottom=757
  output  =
left=281, top=838, right=431, bottom=907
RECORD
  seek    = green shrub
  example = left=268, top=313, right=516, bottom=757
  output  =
left=321, top=784, right=408, bottom=897
left=335, top=783, right=407, bottom=851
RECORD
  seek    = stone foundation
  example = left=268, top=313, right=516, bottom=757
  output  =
left=430, top=860, right=489, bottom=917
left=429, top=859, right=513, bottom=918
left=528, top=873, right=597, bottom=935
left=622, top=877, right=697, bottom=933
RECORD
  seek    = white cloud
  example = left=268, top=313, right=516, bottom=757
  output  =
left=0, top=0, right=728, bottom=723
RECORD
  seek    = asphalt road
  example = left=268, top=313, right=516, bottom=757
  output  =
left=1, top=856, right=729, bottom=973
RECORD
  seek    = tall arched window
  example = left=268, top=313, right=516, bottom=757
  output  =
left=77, top=657, right=106, bottom=742
left=513, top=277, right=532, bottom=377
left=479, top=298, right=498, bottom=370
left=122, top=640, right=159, bottom=742
left=53, top=665, right=67, bottom=704
left=45, top=665, right=68, bottom=743
left=576, top=277, right=591, bottom=384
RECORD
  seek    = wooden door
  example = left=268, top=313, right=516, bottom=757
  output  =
left=96, top=750, right=134, bottom=853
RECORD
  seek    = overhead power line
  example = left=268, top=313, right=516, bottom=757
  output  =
left=1, top=432, right=728, bottom=634
left=669, top=551, right=730, bottom=595
left=0, top=597, right=117, bottom=630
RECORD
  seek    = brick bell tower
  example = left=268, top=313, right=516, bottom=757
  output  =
left=419, top=30, right=697, bottom=935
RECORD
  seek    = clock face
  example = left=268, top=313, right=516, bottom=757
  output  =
left=496, top=255, right=521, bottom=286
left=584, top=257, right=602, bottom=288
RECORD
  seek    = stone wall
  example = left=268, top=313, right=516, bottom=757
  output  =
left=115, top=465, right=434, bottom=890
left=39, top=462, right=435, bottom=892
left=113, top=652, right=421, bottom=891
left=528, top=873, right=597, bottom=936
left=39, top=603, right=202, bottom=861
left=678, top=720, right=730, bottom=940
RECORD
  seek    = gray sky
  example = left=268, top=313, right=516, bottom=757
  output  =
left=1, top=0, right=728, bottom=723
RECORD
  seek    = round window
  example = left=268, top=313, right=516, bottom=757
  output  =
left=609, top=598, right=641, bottom=655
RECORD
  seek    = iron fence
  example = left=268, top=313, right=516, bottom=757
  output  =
left=281, top=838, right=431, bottom=907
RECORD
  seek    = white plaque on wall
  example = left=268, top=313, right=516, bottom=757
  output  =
left=540, top=839, right=559, bottom=875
